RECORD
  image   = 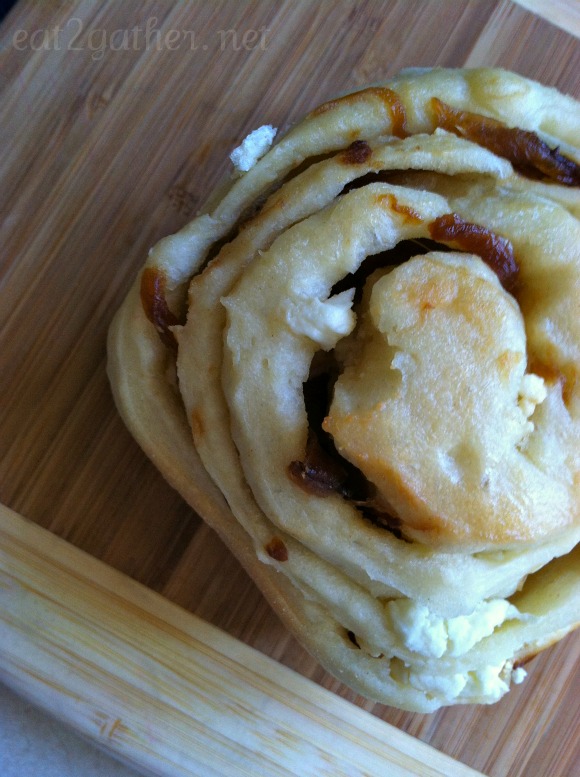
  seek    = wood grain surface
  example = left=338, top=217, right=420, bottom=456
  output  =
left=1, top=2, right=579, bottom=775
left=0, top=502, right=484, bottom=777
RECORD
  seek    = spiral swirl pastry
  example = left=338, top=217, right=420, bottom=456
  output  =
left=108, top=68, right=580, bottom=711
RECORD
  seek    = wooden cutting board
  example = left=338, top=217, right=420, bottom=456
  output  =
left=1, top=1, right=579, bottom=775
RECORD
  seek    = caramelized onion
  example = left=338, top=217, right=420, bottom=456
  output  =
left=432, top=98, right=580, bottom=186
left=429, top=213, right=519, bottom=292
left=140, top=267, right=182, bottom=352
left=265, top=537, right=289, bottom=562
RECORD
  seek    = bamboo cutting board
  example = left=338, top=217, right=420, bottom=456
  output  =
left=1, top=1, right=579, bottom=775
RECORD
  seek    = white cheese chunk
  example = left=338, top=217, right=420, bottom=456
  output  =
left=388, top=598, right=523, bottom=658
left=394, top=660, right=512, bottom=702
left=512, top=667, right=527, bottom=684
left=285, top=289, right=356, bottom=350
left=230, top=125, right=277, bottom=172
left=518, top=372, right=547, bottom=418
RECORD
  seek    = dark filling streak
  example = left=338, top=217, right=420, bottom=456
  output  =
left=288, top=369, right=367, bottom=501
left=340, top=139, right=373, bottom=165
left=340, top=169, right=403, bottom=196
left=432, top=98, right=580, bottom=187
left=288, top=241, right=450, bottom=538
left=428, top=213, right=519, bottom=293
left=331, top=237, right=448, bottom=303
left=341, top=173, right=519, bottom=293
left=354, top=504, right=405, bottom=539
left=289, top=360, right=368, bottom=501
left=265, top=537, right=289, bottom=562
left=140, top=267, right=185, bottom=353
left=287, top=352, right=416, bottom=540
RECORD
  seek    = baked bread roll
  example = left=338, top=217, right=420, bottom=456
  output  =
left=108, top=67, right=580, bottom=712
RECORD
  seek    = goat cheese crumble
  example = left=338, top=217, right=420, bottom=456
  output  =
left=388, top=598, right=524, bottom=658
left=285, top=289, right=356, bottom=350
left=230, top=125, right=277, bottom=172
